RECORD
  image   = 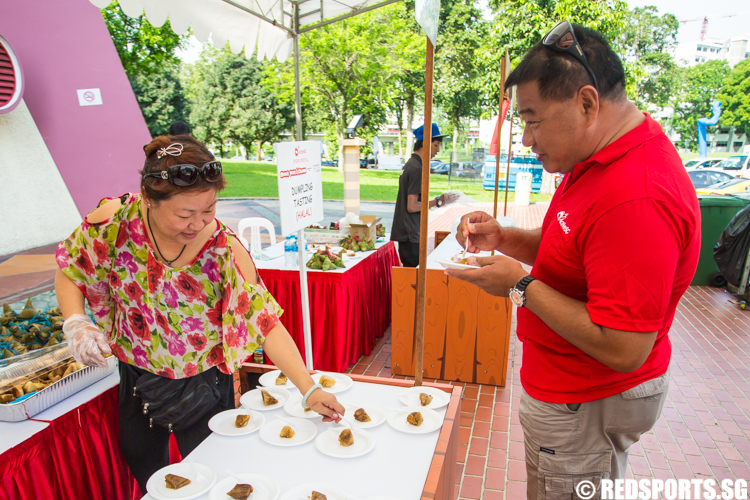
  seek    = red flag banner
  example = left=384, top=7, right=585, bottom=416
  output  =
left=489, top=99, right=511, bottom=155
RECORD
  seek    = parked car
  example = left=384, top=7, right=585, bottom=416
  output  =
left=359, top=158, right=376, bottom=169
left=261, top=155, right=275, bottom=162
left=430, top=162, right=450, bottom=175
left=454, top=162, right=483, bottom=178
left=683, top=157, right=724, bottom=169
left=321, top=159, right=336, bottom=167
left=695, top=177, right=750, bottom=195
left=716, top=155, right=750, bottom=177
left=686, top=169, right=735, bottom=189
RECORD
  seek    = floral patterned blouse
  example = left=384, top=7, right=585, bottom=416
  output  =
left=56, top=193, right=283, bottom=379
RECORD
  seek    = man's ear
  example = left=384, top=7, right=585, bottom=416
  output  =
left=579, top=85, right=599, bottom=125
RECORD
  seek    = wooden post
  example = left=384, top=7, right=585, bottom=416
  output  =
left=414, top=37, right=435, bottom=387
left=493, top=55, right=508, bottom=220
left=503, top=88, right=514, bottom=218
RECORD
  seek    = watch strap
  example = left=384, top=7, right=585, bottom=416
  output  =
left=515, top=275, right=536, bottom=293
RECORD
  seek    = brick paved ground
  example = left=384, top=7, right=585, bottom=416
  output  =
left=348, top=202, right=750, bottom=499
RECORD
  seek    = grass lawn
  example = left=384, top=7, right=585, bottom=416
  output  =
left=221, top=160, right=553, bottom=203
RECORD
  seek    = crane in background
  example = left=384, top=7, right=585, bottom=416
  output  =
left=679, top=13, right=743, bottom=40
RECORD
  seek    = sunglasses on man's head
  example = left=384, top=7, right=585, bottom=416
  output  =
left=142, top=161, right=223, bottom=187
left=542, top=21, right=599, bottom=92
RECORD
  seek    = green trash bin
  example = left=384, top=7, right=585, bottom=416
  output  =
left=693, top=194, right=750, bottom=286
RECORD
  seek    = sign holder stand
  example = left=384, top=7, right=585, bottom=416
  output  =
left=297, top=229, right=314, bottom=369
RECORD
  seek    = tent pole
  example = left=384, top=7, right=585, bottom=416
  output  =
left=493, top=55, right=507, bottom=221
left=293, top=4, right=313, bottom=369
left=414, top=36, right=435, bottom=388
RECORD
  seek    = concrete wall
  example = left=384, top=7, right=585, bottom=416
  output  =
left=0, top=100, right=82, bottom=255
left=0, top=0, right=150, bottom=218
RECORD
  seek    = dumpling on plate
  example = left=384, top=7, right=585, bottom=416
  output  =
left=407, top=411, right=423, bottom=426
left=235, top=414, right=251, bottom=428
left=261, top=389, right=278, bottom=406
left=420, top=393, right=433, bottom=406
left=280, top=425, right=295, bottom=438
left=165, top=474, right=191, bottom=490
left=275, top=372, right=288, bottom=385
left=227, top=484, right=253, bottom=500
left=319, top=375, right=336, bottom=388
left=312, top=492, right=328, bottom=500
left=354, top=408, right=371, bottom=422
left=338, top=428, right=354, bottom=446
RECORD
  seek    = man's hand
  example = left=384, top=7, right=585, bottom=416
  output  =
left=442, top=192, right=460, bottom=205
left=456, top=212, right=505, bottom=253
left=445, top=255, right=527, bottom=297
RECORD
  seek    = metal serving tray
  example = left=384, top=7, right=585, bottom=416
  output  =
left=0, top=346, right=117, bottom=422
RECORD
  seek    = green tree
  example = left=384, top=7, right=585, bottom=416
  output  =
left=479, top=0, right=629, bottom=102
left=434, top=0, right=489, bottom=158
left=669, top=60, right=730, bottom=151
left=267, top=3, right=423, bottom=164
left=129, top=65, right=189, bottom=137
left=102, top=1, right=188, bottom=79
left=717, top=59, right=750, bottom=137
left=619, top=7, right=679, bottom=109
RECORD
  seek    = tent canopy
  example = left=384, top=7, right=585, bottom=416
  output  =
left=90, top=0, right=400, bottom=62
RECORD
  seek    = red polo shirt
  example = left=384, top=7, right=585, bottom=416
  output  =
left=518, top=114, right=700, bottom=403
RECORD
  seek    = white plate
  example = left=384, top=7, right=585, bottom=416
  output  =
left=341, top=403, right=386, bottom=429
left=284, top=394, right=323, bottom=419
left=209, top=473, right=280, bottom=500
left=436, top=259, right=479, bottom=270
left=208, top=409, right=265, bottom=436
left=397, top=387, right=450, bottom=410
left=311, top=372, right=353, bottom=394
left=386, top=407, right=443, bottom=434
left=259, top=417, right=317, bottom=446
left=366, top=497, right=406, bottom=500
left=280, top=483, right=347, bottom=500
left=259, top=369, right=297, bottom=390
left=240, top=387, right=291, bottom=411
left=146, top=462, right=216, bottom=500
left=314, top=427, right=375, bottom=458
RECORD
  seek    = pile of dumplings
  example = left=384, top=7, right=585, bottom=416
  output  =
left=0, top=299, right=66, bottom=359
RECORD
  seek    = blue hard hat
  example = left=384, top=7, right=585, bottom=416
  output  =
left=413, top=123, right=448, bottom=141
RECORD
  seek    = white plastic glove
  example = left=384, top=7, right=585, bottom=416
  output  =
left=63, top=314, right=111, bottom=368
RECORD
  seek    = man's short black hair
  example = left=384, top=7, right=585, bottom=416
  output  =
left=169, top=120, right=191, bottom=136
left=414, top=136, right=443, bottom=152
left=505, top=24, right=626, bottom=102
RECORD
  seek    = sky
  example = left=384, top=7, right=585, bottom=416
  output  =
left=176, top=0, right=750, bottom=66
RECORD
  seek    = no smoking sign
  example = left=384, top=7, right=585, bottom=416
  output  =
left=77, top=88, right=103, bottom=106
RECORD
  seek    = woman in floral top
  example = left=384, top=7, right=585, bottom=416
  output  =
left=55, top=135, right=343, bottom=491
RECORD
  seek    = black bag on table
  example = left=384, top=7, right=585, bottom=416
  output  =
left=714, top=203, right=750, bottom=288
left=132, top=366, right=221, bottom=432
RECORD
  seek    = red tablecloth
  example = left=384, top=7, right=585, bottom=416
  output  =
left=0, top=386, right=184, bottom=500
left=258, top=242, right=398, bottom=372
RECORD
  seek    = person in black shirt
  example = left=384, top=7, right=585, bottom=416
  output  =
left=391, top=123, right=458, bottom=267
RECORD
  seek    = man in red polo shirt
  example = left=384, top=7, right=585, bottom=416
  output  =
left=448, top=22, right=700, bottom=499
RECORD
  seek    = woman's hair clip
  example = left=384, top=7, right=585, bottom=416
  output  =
left=157, top=143, right=184, bottom=159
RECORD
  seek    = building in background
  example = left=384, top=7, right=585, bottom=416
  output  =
left=694, top=36, right=749, bottom=66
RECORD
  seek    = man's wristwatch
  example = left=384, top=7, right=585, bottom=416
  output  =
left=509, top=275, right=536, bottom=307
left=435, top=195, right=444, bottom=208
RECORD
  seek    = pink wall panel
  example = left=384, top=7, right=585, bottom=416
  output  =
left=1, top=0, right=150, bottom=216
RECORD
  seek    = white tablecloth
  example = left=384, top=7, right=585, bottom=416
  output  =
left=254, top=240, right=390, bottom=274
left=0, top=370, right=120, bottom=454
left=143, top=380, right=448, bottom=500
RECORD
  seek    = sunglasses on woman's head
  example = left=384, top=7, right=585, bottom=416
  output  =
left=142, top=161, right=223, bottom=187
left=542, top=21, right=599, bottom=92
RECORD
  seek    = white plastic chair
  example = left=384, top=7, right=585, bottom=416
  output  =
left=236, top=217, right=277, bottom=254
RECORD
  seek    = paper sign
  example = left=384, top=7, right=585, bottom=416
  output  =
left=77, top=88, right=103, bottom=106
left=276, top=141, right=324, bottom=236
left=415, top=0, right=440, bottom=46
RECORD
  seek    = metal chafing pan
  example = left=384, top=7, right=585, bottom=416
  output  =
left=0, top=344, right=117, bottom=422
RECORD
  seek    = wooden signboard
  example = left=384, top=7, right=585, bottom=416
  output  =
left=391, top=267, right=512, bottom=386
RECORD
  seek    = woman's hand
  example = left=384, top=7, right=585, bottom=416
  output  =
left=62, top=314, right=111, bottom=368
left=306, top=388, right=345, bottom=423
